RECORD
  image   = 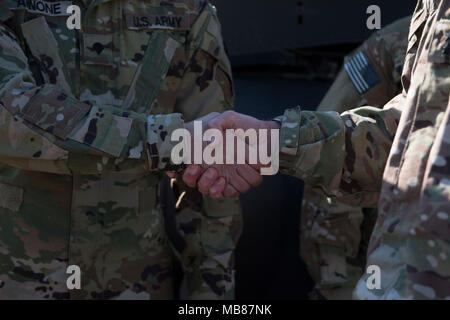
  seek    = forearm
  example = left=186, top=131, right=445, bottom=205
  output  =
left=1, top=86, right=185, bottom=173
left=278, top=94, right=404, bottom=207
left=0, top=24, right=187, bottom=173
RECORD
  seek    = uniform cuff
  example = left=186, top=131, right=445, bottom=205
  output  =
left=146, top=113, right=186, bottom=171
left=274, top=106, right=302, bottom=171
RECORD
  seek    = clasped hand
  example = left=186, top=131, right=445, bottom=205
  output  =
left=168, top=111, right=281, bottom=199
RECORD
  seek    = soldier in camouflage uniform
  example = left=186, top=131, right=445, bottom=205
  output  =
left=300, top=16, right=411, bottom=300
left=194, top=0, right=450, bottom=299
left=0, top=0, right=243, bottom=299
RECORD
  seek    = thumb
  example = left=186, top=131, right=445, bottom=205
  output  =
left=207, top=111, right=237, bottom=132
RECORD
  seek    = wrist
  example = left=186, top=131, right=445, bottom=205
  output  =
left=184, top=121, right=194, bottom=134
left=266, top=120, right=281, bottom=130
left=183, top=121, right=195, bottom=164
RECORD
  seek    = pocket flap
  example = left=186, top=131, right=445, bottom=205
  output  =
left=122, top=32, right=181, bottom=113
left=21, top=17, right=71, bottom=91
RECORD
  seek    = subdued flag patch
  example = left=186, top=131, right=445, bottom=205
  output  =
left=344, top=52, right=381, bottom=95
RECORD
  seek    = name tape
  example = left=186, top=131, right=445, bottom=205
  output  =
left=126, top=14, right=190, bottom=31
left=8, top=0, right=72, bottom=17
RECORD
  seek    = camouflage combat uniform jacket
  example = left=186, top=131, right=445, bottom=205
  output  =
left=0, top=0, right=241, bottom=299
left=278, top=0, right=450, bottom=299
left=300, top=17, right=410, bottom=300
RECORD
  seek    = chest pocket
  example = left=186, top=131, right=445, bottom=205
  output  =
left=121, top=5, right=190, bottom=114
left=81, top=4, right=186, bottom=114
left=121, top=31, right=182, bottom=114
left=8, top=0, right=77, bottom=92
left=428, top=19, right=450, bottom=64
left=21, top=16, right=72, bottom=92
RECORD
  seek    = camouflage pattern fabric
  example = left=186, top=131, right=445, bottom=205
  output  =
left=0, top=0, right=241, bottom=300
left=278, top=0, right=450, bottom=299
left=170, top=180, right=242, bottom=299
left=300, top=17, right=410, bottom=300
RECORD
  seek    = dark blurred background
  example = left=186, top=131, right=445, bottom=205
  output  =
left=210, top=0, right=417, bottom=300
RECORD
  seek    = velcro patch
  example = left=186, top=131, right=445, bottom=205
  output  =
left=344, top=52, right=381, bottom=95
left=20, top=88, right=91, bottom=140
left=0, top=183, right=23, bottom=212
left=125, top=14, right=190, bottom=31
left=6, top=0, right=72, bottom=17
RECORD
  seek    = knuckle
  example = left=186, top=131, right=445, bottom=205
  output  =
left=223, top=110, right=235, bottom=119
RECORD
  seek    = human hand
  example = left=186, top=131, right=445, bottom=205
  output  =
left=183, top=111, right=281, bottom=198
left=167, top=112, right=263, bottom=197
left=166, top=112, right=220, bottom=179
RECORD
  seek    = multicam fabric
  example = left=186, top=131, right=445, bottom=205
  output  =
left=0, top=0, right=241, bottom=299
left=300, top=17, right=410, bottom=300
left=279, top=0, right=450, bottom=299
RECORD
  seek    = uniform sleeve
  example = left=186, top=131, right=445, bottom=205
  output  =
left=0, top=23, right=185, bottom=174
left=277, top=93, right=405, bottom=208
left=318, top=16, right=410, bottom=114
left=276, top=10, right=418, bottom=208
left=170, top=3, right=241, bottom=300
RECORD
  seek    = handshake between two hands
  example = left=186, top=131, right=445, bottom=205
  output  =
left=167, top=111, right=281, bottom=199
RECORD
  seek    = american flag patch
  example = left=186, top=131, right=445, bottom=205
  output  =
left=344, top=52, right=381, bottom=95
